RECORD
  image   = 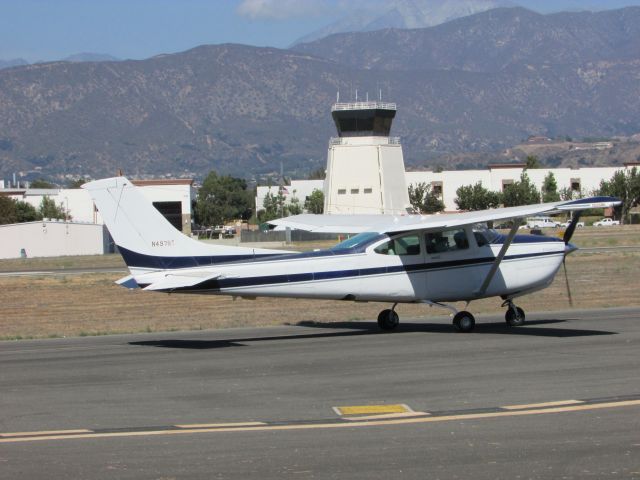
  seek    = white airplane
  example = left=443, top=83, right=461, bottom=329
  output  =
left=84, top=177, right=620, bottom=333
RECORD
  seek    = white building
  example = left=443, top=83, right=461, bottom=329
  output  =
left=0, top=221, right=108, bottom=259
left=256, top=163, right=636, bottom=214
left=0, top=178, right=196, bottom=259
left=406, top=163, right=636, bottom=212
left=1, top=179, right=196, bottom=233
left=324, top=102, right=410, bottom=215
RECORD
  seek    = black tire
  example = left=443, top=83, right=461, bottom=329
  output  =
left=453, top=311, right=475, bottom=333
left=377, top=309, right=399, bottom=331
left=505, top=306, right=526, bottom=327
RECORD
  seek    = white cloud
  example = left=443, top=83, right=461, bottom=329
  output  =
left=236, top=0, right=331, bottom=20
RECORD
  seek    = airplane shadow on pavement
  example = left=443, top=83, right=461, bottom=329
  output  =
left=129, top=319, right=617, bottom=350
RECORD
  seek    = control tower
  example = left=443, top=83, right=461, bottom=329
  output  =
left=324, top=101, right=410, bottom=214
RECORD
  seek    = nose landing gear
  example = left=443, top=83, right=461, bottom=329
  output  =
left=503, top=300, right=526, bottom=327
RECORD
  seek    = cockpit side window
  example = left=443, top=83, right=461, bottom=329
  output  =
left=374, top=234, right=421, bottom=256
left=425, top=228, right=469, bottom=254
left=474, top=231, right=489, bottom=247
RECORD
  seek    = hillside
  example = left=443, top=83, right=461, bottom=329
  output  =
left=0, top=7, right=640, bottom=182
left=293, top=0, right=510, bottom=45
left=293, top=7, right=640, bottom=72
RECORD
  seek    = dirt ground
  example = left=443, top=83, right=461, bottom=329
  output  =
left=1, top=248, right=638, bottom=340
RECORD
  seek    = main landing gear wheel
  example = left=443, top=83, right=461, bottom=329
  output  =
left=453, top=311, right=475, bottom=333
left=505, top=306, right=526, bottom=327
left=377, top=309, right=399, bottom=331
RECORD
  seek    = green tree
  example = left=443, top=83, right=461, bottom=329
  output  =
left=307, top=167, right=326, bottom=180
left=408, top=182, right=444, bottom=214
left=38, top=196, right=67, bottom=220
left=30, top=178, right=56, bottom=188
left=304, top=189, right=324, bottom=214
left=525, top=155, right=541, bottom=169
left=455, top=182, right=502, bottom=211
left=0, top=196, right=17, bottom=224
left=195, top=171, right=253, bottom=227
left=559, top=187, right=583, bottom=201
left=288, top=190, right=303, bottom=216
left=502, top=172, right=541, bottom=207
left=15, top=201, right=39, bottom=222
left=541, top=172, right=560, bottom=202
left=598, top=167, right=640, bottom=224
left=257, top=191, right=279, bottom=223
left=66, top=178, right=88, bottom=188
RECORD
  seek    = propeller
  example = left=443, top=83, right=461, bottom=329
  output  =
left=562, top=258, right=573, bottom=307
left=561, top=211, right=581, bottom=307
left=562, top=211, right=582, bottom=245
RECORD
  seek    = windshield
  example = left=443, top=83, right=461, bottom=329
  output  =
left=330, top=232, right=384, bottom=251
left=472, top=223, right=501, bottom=245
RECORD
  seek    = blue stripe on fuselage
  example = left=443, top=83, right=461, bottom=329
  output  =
left=117, top=245, right=285, bottom=269
left=117, top=236, right=385, bottom=270
left=492, top=233, right=563, bottom=245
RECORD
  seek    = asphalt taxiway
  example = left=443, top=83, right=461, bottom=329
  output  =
left=1, top=307, right=639, bottom=479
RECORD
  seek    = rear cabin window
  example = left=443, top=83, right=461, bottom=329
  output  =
left=425, top=229, right=469, bottom=254
left=374, top=234, right=421, bottom=256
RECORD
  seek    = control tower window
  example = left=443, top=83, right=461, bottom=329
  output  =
left=338, top=188, right=347, bottom=195
left=364, top=187, right=373, bottom=194
left=350, top=188, right=359, bottom=194
left=331, top=103, right=397, bottom=138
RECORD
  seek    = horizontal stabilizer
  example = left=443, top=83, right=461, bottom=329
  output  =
left=142, top=272, right=221, bottom=291
left=116, top=275, right=139, bottom=289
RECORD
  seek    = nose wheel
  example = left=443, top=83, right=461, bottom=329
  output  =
left=504, top=301, right=526, bottom=327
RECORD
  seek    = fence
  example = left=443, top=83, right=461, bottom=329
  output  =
left=240, top=229, right=344, bottom=243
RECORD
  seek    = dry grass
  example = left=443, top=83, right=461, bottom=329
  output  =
left=0, top=254, right=125, bottom=272
left=1, top=251, right=638, bottom=340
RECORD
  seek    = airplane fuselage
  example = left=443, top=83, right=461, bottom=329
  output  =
left=133, top=228, right=568, bottom=305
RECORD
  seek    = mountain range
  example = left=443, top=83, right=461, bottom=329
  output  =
left=293, top=0, right=512, bottom=45
left=1, top=7, right=639, bottom=182
left=0, top=53, right=120, bottom=71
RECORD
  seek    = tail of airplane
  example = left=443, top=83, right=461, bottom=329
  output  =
left=83, top=177, right=287, bottom=275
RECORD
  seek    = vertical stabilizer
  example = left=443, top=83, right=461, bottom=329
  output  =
left=83, top=177, right=289, bottom=271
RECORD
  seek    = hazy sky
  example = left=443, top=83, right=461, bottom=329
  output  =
left=2, top=0, right=640, bottom=62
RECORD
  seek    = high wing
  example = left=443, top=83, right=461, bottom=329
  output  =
left=268, top=197, right=621, bottom=234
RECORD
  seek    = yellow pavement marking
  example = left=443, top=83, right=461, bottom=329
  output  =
left=0, top=429, right=92, bottom=438
left=502, top=400, right=584, bottom=410
left=334, top=404, right=412, bottom=416
left=1, top=399, right=639, bottom=444
left=343, top=411, right=428, bottom=421
left=175, top=422, right=266, bottom=429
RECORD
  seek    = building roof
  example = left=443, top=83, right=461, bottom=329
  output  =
left=0, top=189, right=26, bottom=196
left=131, top=179, right=194, bottom=186
left=488, top=163, right=527, bottom=170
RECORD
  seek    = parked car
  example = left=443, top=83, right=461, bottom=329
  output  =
left=593, top=218, right=620, bottom=227
left=559, top=220, right=585, bottom=228
left=525, top=216, right=561, bottom=229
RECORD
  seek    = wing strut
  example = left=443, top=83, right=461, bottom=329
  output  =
left=475, top=219, right=522, bottom=297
